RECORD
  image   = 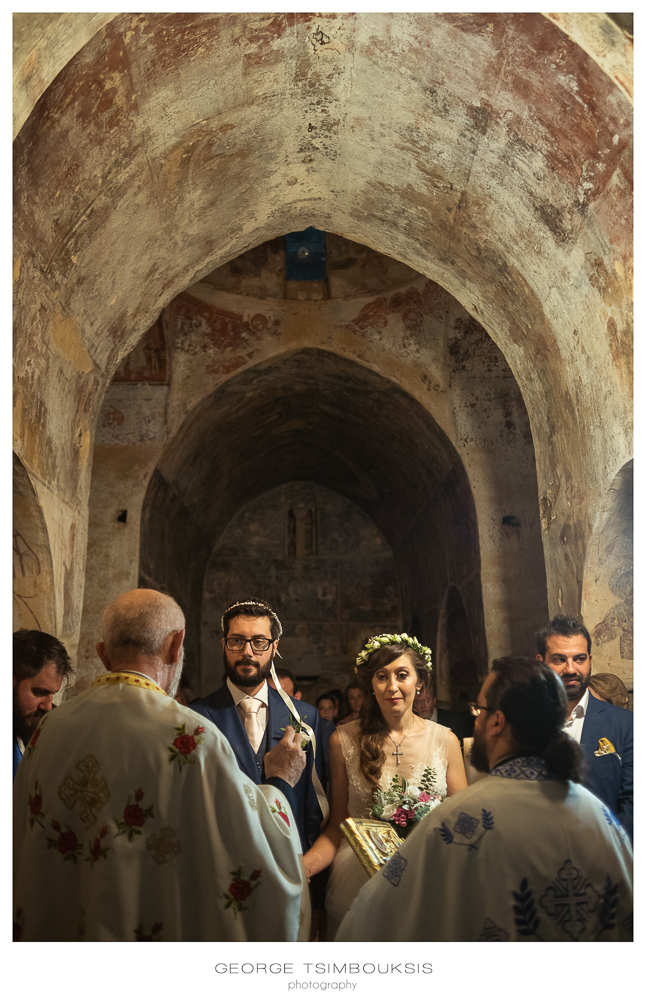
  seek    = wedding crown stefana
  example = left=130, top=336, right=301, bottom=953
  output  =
left=355, top=633, right=432, bottom=671
left=221, top=600, right=283, bottom=637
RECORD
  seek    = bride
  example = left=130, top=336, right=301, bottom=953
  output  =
left=304, top=633, right=467, bottom=939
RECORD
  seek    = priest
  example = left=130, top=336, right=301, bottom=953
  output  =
left=13, top=588, right=309, bottom=942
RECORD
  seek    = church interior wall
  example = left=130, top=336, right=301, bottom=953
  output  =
left=13, top=12, right=632, bottom=694
left=200, top=481, right=403, bottom=702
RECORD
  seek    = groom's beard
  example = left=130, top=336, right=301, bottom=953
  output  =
left=223, top=651, right=272, bottom=689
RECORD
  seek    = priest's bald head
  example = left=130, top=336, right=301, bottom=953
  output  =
left=96, top=589, right=186, bottom=698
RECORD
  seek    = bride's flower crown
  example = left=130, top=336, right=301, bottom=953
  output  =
left=355, top=633, right=432, bottom=671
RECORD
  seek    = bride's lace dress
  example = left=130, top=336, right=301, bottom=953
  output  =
left=325, top=718, right=450, bottom=938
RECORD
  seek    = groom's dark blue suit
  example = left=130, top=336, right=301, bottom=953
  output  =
left=579, top=694, right=633, bottom=841
left=190, top=684, right=327, bottom=853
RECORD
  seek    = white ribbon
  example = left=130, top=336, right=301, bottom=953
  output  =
left=271, top=664, right=330, bottom=826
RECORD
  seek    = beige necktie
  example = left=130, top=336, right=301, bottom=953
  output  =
left=239, top=696, right=263, bottom=753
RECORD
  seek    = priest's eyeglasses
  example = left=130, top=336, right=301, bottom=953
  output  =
left=468, top=702, right=494, bottom=717
left=225, top=637, right=273, bottom=652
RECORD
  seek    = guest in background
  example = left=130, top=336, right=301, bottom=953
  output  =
left=316, top=692, right=339, bottom=724
left=336, top=681, right=364, bottom=726
left=13, top=629, right=73, bottom=780
left=270, top=666, right=302, bottom=700
left=589, top=672, right=630, bottom=709
left=413, top=671, right=474, bottom=743
left=536, top=614, right=632, bottom=841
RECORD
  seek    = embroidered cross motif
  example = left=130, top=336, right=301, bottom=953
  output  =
left=382, top=850, right=407, bottom=887
left=453, top=812, right=480, bottom=839
left=58, top=755, right=110, bottom=826
left=540, top=859, right=600, bottom=940
left=146, top=826, right=182, bottom=864
left=243, top=784, right=257, bottom=811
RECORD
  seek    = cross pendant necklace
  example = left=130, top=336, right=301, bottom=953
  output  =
left=387, top=721, right=415, bottom=765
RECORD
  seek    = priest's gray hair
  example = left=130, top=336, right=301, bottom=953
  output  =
left=102, top=589, right=185, bottom=659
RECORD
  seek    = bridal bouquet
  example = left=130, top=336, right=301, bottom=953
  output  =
left=370, top=767, right=444, bottom=838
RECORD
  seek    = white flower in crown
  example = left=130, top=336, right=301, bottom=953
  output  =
left=355, top=632, right=432, bottom=671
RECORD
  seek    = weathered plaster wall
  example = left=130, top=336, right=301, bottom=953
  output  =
left=92, top=248, right=539, bottom=690
left=199, top=482, right=402, bottom=698
left=13, top=13, right=632, bottom=687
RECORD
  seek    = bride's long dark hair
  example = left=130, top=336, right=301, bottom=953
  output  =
left=353, top=642, right=430, bottom=787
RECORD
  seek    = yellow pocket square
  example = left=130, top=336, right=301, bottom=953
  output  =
left=595, top=737, right=616, bottom=757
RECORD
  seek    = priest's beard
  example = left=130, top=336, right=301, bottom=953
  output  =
left=167, top=648, right=185, bottom=699
left=223, top=651, right=272, bottom=689
left=469, top=726, right=491, bottom=774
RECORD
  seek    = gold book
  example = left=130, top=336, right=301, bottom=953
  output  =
left=340, top=817, right=404, bottom=877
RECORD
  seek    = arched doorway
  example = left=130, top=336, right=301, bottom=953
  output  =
left=139, top=349, right=487, bottom=686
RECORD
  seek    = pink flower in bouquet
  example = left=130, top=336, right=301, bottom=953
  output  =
left=392, top=806, right=409, bottom=827
left=418, top=792, right=430, bottom=803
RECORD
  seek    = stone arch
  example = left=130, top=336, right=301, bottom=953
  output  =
left=13, top=453, right=56, bottom=634
left=139, top=348, right=488, bottom=683
left=581, top=460, right=633, bottom=685
left=434, top=585, right=481, bottom=711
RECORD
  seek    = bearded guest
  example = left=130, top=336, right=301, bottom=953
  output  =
left=14, top=589, right=308, bottom=941
left=536, top=615, right=633, bottom=841
left=190, top=599, right=328, bottom=930
left=13, top=629, right=73, bottom=779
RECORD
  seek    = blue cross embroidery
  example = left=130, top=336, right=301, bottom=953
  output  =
left=539, top=859, right=600, bottom=940
left=453, top=812, right=480, bottom=839
left=382, top=850, right=407, bottom=887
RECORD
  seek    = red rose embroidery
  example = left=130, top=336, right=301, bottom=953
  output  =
left=272, top=798, right=290, bottom=825
left=29, top=794, right=42, bottom=815
left=222, top=866, right=261, bottom=917
left=124, top=804, right=146, bottom=827
left=90, top=838, right=101, bottom=862
left=58, top=830, right=78, bottom=855
left=173, top=734, right=197, bottom=755
left=99, top=826, right=108, bottom=838
left=29, top=727, right=41, bottom=748
left=115, top=789, right=154, bottom=839
left=51, top=819, right=61, bottom=832
left=228, top=878, right=252, bottom=902
left=196, top=726, right=205, bottom=734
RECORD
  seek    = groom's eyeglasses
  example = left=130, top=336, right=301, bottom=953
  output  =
left=225, top=637, right=273, bottom=652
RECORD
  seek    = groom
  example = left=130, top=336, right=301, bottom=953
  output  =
left=190, top=599, right=327, bottom=856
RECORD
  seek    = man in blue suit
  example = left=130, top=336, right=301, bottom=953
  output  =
left=537, top=614, right=633, bottom=841
left=190, top=599, right=328, bottom=858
